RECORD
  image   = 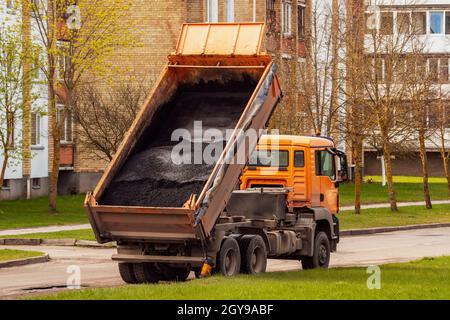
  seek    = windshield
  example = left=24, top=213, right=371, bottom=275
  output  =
left=248, top=150, right=289, bottom=167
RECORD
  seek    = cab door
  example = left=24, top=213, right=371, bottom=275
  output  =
left=315, top=149, right=338, bottom=213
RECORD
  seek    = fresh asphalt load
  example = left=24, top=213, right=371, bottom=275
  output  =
left=102, top=79, right=256, bottom=207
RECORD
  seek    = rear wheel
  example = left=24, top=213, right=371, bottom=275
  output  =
left=216, top=237, right=241, bottom=276
left=159, top=265, right=191, bottom=282
left=133, top=263, right=163, bottom=283
left=239, top=235, right=267, bottom=274
left=118, top=263, right=138, bottom=284
left=301, top=231, right=330, bottom=269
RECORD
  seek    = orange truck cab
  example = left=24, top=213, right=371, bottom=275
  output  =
left=240, top=135, right=348, bottom=215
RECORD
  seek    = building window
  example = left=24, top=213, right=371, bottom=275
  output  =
left=56, top=41, right=71, bottom=81
left=58, top=106, right=73, bottom=143
left=428, top=57, right=439, bottom=81
left=2, top=179, right=10, bottom=190
left=206, top=0, right=218, bottom=23
left=440, top=58, right=449, bottom=82
left=412, top=12, right=426, bottom=34
left=267, top=0, right=275, bottom=12
left=298, top=5, right=305, bottom=39
left=429, top=11, right=444, bottom=34
left=380, top=12, right=393, bottom=35
left=374, top=58, right=384, bottom=81
left=225, top=0, right=235, bottom=22
left=282, top=1, right=292, bottom=36
left=31, top=112, right=41, bottom=146
left=32, top=178, right=41, bottom=189
left=397, top=12, right=411, bottom=34
left=446, top=12, right=450, bottom=34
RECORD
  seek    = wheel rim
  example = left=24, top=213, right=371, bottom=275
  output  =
left=224, top=249, right=237, bottom=276
left=318, top=243, right=328, bottom=266
left=251, top=246, right=265, bottom=273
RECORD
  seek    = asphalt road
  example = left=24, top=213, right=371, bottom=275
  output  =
left=1, top=227, right=450, bottom=299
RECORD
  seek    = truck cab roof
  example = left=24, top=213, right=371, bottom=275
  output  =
left=258, top=135, right=335, bottom=148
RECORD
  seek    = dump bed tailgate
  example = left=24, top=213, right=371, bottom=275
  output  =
left=85, top=193, right=200, bottom=243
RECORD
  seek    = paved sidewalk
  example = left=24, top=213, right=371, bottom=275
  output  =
left=0, top=199, right=449, bottom=237
left=340, top=199, right=450, bottom=211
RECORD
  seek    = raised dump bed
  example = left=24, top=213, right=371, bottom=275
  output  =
left=85, top=23, right=282, bottom=244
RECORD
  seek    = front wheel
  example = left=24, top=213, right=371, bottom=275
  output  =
left=301, top=231, right=330, bottom=270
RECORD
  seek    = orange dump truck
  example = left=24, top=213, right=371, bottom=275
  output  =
left=85, top=23, right=348, bottom=284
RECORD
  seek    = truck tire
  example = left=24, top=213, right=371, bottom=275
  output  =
left=118, top=263, right=138, bottom=284
left=301, top=232, right=330, bottom=270
left=159, top=265, right=191, bottom=282
left=216, top=237, right=241, bottom=276
left=239, top=235, right=267, bottom=274
left=133, top=263, right=162, bottom=284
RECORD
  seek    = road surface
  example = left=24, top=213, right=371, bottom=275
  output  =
left=1, top=227, right=450, bottom=299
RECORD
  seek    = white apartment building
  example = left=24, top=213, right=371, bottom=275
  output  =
left=362, top=0, right=450, bottom=176
left=0, top=0, right=49, bottom=200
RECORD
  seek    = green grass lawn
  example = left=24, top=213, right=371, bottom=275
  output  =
left=0, top=195, right=87, bottom=230
left=339, top=204, right=450, bottom=230
left=340, top=176, right=449, bottom=206
left=35, top=256, right=450, bottom=300
left=0, top=249, right=44, bottom=262
left=0, top=228, right=96, bottom=241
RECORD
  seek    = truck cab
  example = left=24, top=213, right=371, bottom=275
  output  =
left=240, top=135, right=348, bottom=215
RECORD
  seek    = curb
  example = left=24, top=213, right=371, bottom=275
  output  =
left=0, top=238, right=115, bottom=248
left=0, top=253, right=50, bottom=269
left=341, top=222, right=450, bottom=237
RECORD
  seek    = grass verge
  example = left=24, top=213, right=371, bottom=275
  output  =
left=0, top=249, right=44, bottom=262
left=339, top=176, right=449, bottom=206
left=339, top=204, right=450, bottom=230
left=34, top=256, right=450, bottom=300
left=0, top=195, right=87, bottom=230
left=0, top=228, right=95, bottom=241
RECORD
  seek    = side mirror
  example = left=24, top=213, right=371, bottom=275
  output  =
left=336, top=151, right=349, bottom=183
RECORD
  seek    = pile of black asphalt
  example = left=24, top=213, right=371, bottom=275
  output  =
left=102, top=78, right=256, bottom=207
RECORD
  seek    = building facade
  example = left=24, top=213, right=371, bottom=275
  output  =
left=361, top=0, right=450, bottom=176
left=0, top=0, right=49, bottom=200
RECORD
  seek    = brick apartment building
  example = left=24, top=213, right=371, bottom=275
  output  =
left=63, top=0, right=309, bottom=193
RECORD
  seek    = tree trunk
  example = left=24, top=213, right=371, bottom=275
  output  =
left=441, top=152, right=450, bottom=197
left=418, top=129, right=432, bottom=209
left=353, top=140, right=362, bottom=214
left=382, top=143, right=398, bottom=212
left=48, top=85, right=59, bottom=213
left=329, top=0, right=339, bottom=140
left=0, top=151, right=8, bottom=188
left=47, top=0, right=59, bottom=214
